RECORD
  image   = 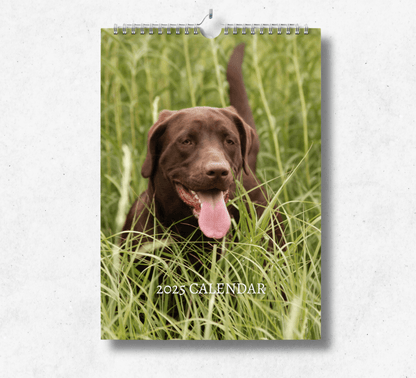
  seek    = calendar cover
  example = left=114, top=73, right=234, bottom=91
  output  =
left=101, top=26, right=321, bottom=340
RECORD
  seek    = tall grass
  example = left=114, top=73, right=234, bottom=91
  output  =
left=101, top=28, right=321, bottom=340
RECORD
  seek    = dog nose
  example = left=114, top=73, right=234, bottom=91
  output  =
left=205, top=162, right=230, bottom=179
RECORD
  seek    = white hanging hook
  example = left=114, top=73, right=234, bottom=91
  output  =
left=199, top=9, right=222, bottom=38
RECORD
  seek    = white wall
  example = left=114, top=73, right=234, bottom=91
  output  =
left=1, top=0, right=415, bottom=376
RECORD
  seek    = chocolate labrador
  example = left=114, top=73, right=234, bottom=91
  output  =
left=122, top=44, right=283, bottom=248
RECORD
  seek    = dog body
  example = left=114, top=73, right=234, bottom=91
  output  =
left=122, top=44, right=280, bottom=247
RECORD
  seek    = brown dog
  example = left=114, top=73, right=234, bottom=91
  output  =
left=122, top=44, right=282, bottom=248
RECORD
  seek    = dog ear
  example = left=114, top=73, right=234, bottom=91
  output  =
left=222, top=106, right=257, bottom=175
left=141, top=110, right=176, bottom=178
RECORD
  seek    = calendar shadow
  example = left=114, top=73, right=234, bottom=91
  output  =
left=107, top=36, right=333, bottom=351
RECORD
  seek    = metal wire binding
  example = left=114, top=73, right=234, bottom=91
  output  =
left=221, top=23, right=309, bottom=35
left=113, top=8, right=310, bottom=36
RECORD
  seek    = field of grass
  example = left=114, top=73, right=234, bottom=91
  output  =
left=101, top=28, right=321, bottom=340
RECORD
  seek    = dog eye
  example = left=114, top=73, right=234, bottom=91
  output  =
left=226, top=139, right=235, bottom=145
left=182, top=139, right=192, bottom=145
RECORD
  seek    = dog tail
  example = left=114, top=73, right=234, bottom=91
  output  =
left=226, top=43, right=256, bottom=129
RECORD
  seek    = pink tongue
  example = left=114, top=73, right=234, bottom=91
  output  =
left=197, top=190, right=231, bottom=239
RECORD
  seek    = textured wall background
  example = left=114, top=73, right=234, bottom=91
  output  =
left=1, top=0, right=415, bottom=376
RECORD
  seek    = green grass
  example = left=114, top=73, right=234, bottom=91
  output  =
left=101, top=28, right=321, bottom=340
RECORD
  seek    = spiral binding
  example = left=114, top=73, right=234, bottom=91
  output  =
left=113, top=23, right=309, bottom=35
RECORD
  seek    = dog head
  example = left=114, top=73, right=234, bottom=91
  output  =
left=141, top=106, right=255, bottom=239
